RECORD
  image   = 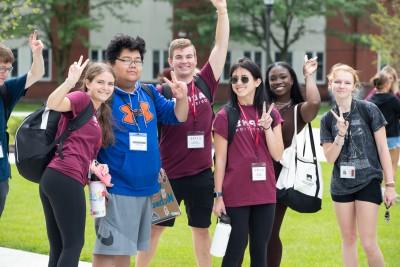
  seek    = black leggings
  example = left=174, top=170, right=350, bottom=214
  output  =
left=222, top=204, right=275, bottom=267
left=39, top=168, right=86, bottom=267
left=266, top=203, right=287, bottom=267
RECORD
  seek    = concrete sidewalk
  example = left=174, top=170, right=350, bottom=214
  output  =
left=0, top=247, right=91, bottom=267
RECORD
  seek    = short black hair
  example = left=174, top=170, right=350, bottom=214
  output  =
left=106, top=34, right=146, bottom=64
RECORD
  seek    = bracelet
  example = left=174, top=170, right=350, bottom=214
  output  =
left=264, top=126, right=271, bottom=131
left=214, top=191, right=223, bottom=198
left=385, top=182, right=395, bottom=188
left=334, top=135, right=344, bottom=146
left=216, top=9, right=228, bottom=15
left=337, top=132, right=345, bottom=138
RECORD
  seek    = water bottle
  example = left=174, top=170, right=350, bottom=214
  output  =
left=210, top=214, right=232, bottom=257
left=89, top=173, right=106, bottom=218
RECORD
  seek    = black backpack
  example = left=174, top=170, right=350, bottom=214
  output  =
left=14, top=102, right=94, bottom=183
left=224, top=103, right=240, bottom=145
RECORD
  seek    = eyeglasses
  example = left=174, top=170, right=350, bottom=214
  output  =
left=116, top=58, right=143, bottom=67
left=0, top=66, right=13, bottom=74
left=230, top=76, right=250, bottom=85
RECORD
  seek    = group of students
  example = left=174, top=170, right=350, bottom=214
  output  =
left=0, top=0, right=398, bottom=266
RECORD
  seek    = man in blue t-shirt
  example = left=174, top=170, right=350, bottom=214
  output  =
left=0, top=31, right=45, bottom=217
left=92, top=34, right=188, bottom=266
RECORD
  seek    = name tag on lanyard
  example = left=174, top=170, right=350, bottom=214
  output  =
left=187, top=131, right=205, bottom=149
left=251, top=162, right=266, bottom=181
left=129, top=132, right=147, bottom=151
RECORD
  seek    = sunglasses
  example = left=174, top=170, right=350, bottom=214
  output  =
left=230, top=76, right=249, bottom=85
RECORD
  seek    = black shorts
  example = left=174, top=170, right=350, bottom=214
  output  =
left=331, top=179, right=383, bottom=205
left=156, top=168, right=214, bottom=228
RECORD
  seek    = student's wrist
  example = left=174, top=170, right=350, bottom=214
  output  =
left=216, top=8, right=228, bottom=15
left=385, top=182, right=395, bottom=188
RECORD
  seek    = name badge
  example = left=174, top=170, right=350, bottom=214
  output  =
left=0, top=142, right=4, bottom=158
left=340, top=164, right=355, bottom=179
left=251, top=162, right=266, bottom=181
left=187, top=131, right=205, bottom=149
left=129, top=132, right=147, bottom=151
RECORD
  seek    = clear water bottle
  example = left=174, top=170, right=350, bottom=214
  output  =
left=210, top=214, right=232, bottom=257
left=89, top=173, right=106, bottom=218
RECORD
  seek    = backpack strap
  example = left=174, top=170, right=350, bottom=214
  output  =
left=55, top=101, right=94, bottom=159
left=224, top=103, right=240, bottom=145
left=141, top=83, right=155, bottom=102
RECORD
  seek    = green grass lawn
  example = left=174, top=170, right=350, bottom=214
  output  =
left=1, top=164, right=399, bottom=266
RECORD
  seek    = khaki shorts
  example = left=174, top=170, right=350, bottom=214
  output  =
left=93, top=193, right=152, bottom=256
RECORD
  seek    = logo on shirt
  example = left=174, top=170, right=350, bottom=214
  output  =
left=120, top=101, right=154, bottom=125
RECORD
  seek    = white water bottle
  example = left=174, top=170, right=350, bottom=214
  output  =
left=89, top=181, right=106, bottom=218
left=210, top=214, right=232, bottom=257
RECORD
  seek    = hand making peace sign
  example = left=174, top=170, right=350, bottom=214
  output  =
left=65, top=56, right=90, bottom=89
left=330, top=107, right=349, bottom=137
left=29, top=30, right=44, bottom=56
left=303, top=55, right=318, bottom=77
left=163, top=71, right=188, bottom=100
left=258, top=102, right=275, bottom=131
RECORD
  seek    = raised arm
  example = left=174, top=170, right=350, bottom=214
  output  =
left=300, top=55, right=321, bottom=122
left=25, top=31, right=45, bottom=88
left=208, top=0, right=230, bottom=81
left=47, top=56, right=89, bottom=112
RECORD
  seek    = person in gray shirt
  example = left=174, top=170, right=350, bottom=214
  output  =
left=320, top=63, right=397, bottom=267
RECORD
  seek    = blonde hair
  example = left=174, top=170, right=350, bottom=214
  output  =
left=168, top=38, right=196, bottom=59
left=327, top=63, right=361, bottom=90
left=381, top=65, right=399, bottom=93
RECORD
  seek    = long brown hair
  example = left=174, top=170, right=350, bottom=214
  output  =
left=82, top=62, right=115, bottom=147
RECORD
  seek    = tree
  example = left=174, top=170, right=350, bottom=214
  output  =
left=0, top=0, right=38, bottom=41
left=0, top=0, right=142, bottom=82
left=369, top=0, right=400, bottom=71
left=170, top=0, right=375, bottom=63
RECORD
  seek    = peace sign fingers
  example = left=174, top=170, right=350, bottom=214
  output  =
left=331, top=107, right=349, bottom=136
left=163, top=71, right=188, bottom=100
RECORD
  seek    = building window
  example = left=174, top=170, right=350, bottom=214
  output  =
left=152, top=50, right=169, bottom=80
left=274, top=52, right=292, bottom=66
left=306, top=51, right=325, bottom=83
left=90, top=49, right=107, bottom=62
left=153, top=50, right=160, bottom=79
left=243, top=51, right=263, bottom=69
left=11, top=49, right=18, bottom=77
left=223, top=51, right=231, bottom=81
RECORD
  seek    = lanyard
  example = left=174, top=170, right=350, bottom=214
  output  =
left=190, top=81, right=197, bottom=121
left=127, top=88, right=148, bottom=132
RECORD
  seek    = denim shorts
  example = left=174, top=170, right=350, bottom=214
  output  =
left=387, top=136, right=400, bottom=150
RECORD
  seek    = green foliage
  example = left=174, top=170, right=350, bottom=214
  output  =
left=1, top=163, right=399, bottom=266
left=7, top=117, right=24, bottom=145
left=169, top=0, right=375, bottom=63
left=369, top=0, right=400, bottom=72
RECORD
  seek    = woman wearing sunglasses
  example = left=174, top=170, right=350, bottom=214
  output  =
left=213, top=58, right=283, bottom=266
left=265, top=55, right=320, bottom=267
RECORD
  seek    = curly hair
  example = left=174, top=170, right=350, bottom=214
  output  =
left=105, top=34, right=146, bottom=64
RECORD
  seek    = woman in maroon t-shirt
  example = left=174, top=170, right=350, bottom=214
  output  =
left=264, top=56, right=320, bottom=266
left=40, top=57, right=115, bottom=267
left=213, top=58, right=283, bottom=267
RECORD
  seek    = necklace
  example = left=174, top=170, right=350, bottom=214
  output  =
left=275, top=99, right=293, bottom=110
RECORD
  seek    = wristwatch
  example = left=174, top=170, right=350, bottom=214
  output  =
left=214, top=191, right=223, bottom=198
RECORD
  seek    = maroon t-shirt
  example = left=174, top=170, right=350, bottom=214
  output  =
left=47, top=91, right=101, bottom=185
left=213, top=105, right=283, bottom=207
left=158, top=62, right=218, bottom=179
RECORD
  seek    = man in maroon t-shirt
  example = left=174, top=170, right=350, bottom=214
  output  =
left=136, top=1, right=229, bottom=266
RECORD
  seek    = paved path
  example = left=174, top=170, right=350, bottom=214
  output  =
left=0, top=247, right=91, bottom=267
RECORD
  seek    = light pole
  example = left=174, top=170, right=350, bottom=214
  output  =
left=264, top=0, right=274, bottom=67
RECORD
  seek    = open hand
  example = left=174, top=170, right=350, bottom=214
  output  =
left=303, top=55, right=318, bottom=77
